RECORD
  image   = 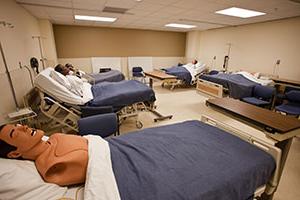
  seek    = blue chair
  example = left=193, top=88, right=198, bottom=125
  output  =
left=242, top=85, right=275, bottom=108
left=132, top=66, right=146, bottom=83
left=275, top=90, right=300, bottom=116
left=78, top=106, right=119, bottom=137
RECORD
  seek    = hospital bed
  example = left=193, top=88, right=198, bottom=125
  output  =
left=147, top=62, right=207, bottom=90
left=198, top=71, right=274, bottom=99
left=31, top=68, right=168, bottom=131
left=0, top=116, right=282, bottom=200
left=82, top=69, right=125, bottom=84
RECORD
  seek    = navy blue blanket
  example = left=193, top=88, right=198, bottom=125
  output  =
left=89, top=70, right=124, bottom=84
left=200, top=73, right=258, bottom=99
left=163, top=66, right=192, bottom=84
left=89, top=80, right=155, bottom=107
left=108, top=120, right=275, bottom=200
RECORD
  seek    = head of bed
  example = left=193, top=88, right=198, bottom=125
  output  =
left=34, top=68, right=93, bottom=105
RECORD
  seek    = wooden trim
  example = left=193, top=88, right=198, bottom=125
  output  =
left=196, top=79, right=223, bottom=98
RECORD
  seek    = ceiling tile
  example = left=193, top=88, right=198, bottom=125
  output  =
left=73, top=9, right=100, bottom=16
left=17, top=0, right=300, bottom=32
left=44, top=7, right=72, bottom=15
left=133, top=2, right=166, bottom=11
left=104, top=0, right=137, bottom=9
left=17, top=0, right=72, bottom=8
left=72, top=0, right=104, bottom=11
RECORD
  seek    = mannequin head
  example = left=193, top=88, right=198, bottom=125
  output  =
left=0, top=124, right=44, bottom=159
left=55, top=64, right=70, bottom=76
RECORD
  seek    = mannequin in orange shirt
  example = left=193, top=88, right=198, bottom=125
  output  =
left=0, top=124, right=88, bottom=186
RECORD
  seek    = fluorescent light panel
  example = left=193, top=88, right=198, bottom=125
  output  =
left=165, top=23, right=196, bottom=29
left=215, top=7, right=266, bottom=18
left=74, top=15, right=117, bottom=22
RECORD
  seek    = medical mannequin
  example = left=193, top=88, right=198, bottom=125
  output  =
left=0, top=124, right=88, bottom=186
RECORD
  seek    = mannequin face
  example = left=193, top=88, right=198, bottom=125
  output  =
left=0, top=124, right=44, bottom=158
left=62, top=66, right=70, bottom=76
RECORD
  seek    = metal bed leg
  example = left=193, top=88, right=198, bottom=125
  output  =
left=148, top=108, right=173, bottom=122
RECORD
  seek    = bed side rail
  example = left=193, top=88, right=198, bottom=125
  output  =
left=201, top=115, right=281, bottom=196
left=196, top=79, right=224, bottom=98
left=38, top=91, right=81, bottom=131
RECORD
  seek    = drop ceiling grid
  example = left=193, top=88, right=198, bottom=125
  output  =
left=15, top=0, right=300, bottom=31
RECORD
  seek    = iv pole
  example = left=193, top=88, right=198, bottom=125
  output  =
left=0, top=21, right=19, bottom=109
left=32, top=36, right=46, bottom=69
left=0, top=41, right=19, bottom=108
left=223, top=43, right=232, bottom=72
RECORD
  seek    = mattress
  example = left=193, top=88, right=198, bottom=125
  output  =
left=108, top=120, right=276, bottom=200
left=89, top=70, right=125, bottom=84
left=200, top=73, right=258, bottom=99
left=89, top=80, right=156, bottom=108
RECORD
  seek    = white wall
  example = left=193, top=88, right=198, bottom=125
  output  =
left=186, top=17, right=300, bottom=80
left=0, top=0, right=41, bottom=120
left=0, top=0, right=58, bottom=123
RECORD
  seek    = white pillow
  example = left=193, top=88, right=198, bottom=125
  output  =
left=50, top=70, right=72, bottom=90
left=0, top=158, right=67, bottom=200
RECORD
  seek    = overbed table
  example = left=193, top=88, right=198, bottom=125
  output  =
left=206, top=98, right=300, bottom=200
left=271, top=77, right=300, bottom=88
left=144, top=70, right=177, bottom=89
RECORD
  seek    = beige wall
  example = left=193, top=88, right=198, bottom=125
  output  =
left=0, top=0, right=41, bottom=118
left=54, top=25, right=186, bottom=58
left=186, top=17, right=300, bottom=80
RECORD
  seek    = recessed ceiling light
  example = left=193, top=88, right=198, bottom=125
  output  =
left=215, top=7, right=266, bottom=18
left=165, top=23, right=196, bottom=29
left=74, top=15, right=117, bottom=22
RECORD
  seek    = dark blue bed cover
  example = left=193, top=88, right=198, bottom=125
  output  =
left=108, top=120, right=275, bottom=200
left=163, top=66, right=192, bottom=84
left=200, top=73, right=258, bottom=99
left=89, top=80, right=156, bottom=108
left=89, top=70, right=125, bottom=84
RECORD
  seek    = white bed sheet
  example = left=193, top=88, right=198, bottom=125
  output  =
left=34, top=68, right=93, bottom=105
left=183, top=63, right=207, bottom=82
left=235, top=71, right=274, bottom=86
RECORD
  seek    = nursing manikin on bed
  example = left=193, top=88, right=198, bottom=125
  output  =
left=200, top=71, right=273, bottom=99
left=163, top=62, right=207, bottom=85
left=0, top=120, right=278, bottom=200
left=34, top=68, right=155, bottom=108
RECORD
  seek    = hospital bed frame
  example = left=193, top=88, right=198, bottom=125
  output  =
left=146, top=69, right=206, bottom=90
left=166, top=71, right=208, bottom=90
left=201, top=115, right=281, bottom=199
left=27, top=86, right=171, bottom=132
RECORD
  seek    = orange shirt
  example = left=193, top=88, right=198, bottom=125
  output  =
left=35, top=133, right=88, bottom=186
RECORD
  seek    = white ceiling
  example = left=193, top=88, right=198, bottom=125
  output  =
left=16, top=0, right=300, bottom=32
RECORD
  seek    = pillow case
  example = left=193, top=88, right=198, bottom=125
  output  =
left=0, top=158, right=67, bottom=200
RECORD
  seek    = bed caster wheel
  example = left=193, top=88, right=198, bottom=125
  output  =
left=136, top=121, right=143, bottom=129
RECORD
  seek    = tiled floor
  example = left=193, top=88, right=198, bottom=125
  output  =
left=119, top=83, right=300, bottom=200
